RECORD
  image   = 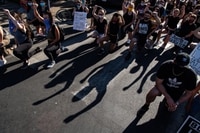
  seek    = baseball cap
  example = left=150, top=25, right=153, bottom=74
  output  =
left=174, top=52, right=190, bottom=66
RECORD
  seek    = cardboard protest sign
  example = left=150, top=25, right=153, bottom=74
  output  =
left=73, top=11, right=87, bottom=31
left=177, top=115, right=200, bottom=133
left=169, top=34, right=188, bottom=49
left=190, top=44, right=200, bottom=75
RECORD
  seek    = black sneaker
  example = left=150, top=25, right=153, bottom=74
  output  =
left=21, top=61, right=30, bottom=69
left=98, top=48, right=105, bottom=55
left=137, top=104, right=149, bottom=117
left=125, top=52, right=131, bottom=60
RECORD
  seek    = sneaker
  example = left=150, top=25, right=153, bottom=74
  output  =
left=125, top=52, right=131, bottom=60
left=127, top=39, right=131, bottom=44
left=137, top=104, right=149, bottom=117
left=47, top=61, right=56, bottom=68
left=97, top=48, right=105, bottom=55
left=0, top=58, right=7, bottom=67
left=21, top=61, right=30, bottom=69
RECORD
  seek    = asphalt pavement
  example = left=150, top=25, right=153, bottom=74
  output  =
left=0, top=1, right=197, bottom=133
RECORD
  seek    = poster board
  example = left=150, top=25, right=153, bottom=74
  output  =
left=177, top=115, right=200, bottom=133
left=190, top=44, right=200, bottom=75
left=169, top=34, right=188, bottom=49
left=73, top=11, right=87, bottom=31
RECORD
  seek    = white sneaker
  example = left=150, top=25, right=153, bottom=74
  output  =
left=47, top=61, right=56, bottom=68
left=0, top=58, right=7, bottom=67
left=126, top=39, right=131, bottom=44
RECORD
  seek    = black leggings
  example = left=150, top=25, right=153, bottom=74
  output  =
left=13, top=40, right=33, bottom=62
left=44, top=42, right=60, bottom=61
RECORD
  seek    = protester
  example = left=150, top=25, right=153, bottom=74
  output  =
left=97, top=12, right=125, bottom=55
left=137, top=52, right=197, bottom=117
left=0, top=26, right=10, bottom=67
left=122, top=2, right=137, bottom=45
left=26, top=0, right=41, bottom=36
left=155, top=8, right=185, bottom=48
left=91, top=5, right=108, bottom=44
left=32, top=2, right=61, bottom=68
left=3, top=9, right=33, bottom=69
left=173, top=12, right=197, bottom=53
left=125, top=10, right=161, bottom=60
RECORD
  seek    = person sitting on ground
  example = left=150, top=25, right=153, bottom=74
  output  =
left=122, top=2, right=137, bottom=45
left=155, top=8, right=185, bottom=48
left=32, top=2, right=61, bottom=68
left=97, top=12, right=125, bottom=55
left=173, top=12, right=197, bottom=53
left=90, top=5, right=108, bottom=45
left=3, top=9, right=33, bottom=69
left=0, top=26, right=10, bottom=67
left=137, top=52, right=197, bottom=117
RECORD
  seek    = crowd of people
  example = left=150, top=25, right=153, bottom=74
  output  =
left=1, top=0, right=200, bottom=131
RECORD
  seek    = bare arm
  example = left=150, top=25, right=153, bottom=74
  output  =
left=3, top=9, right=26, bottom=33
left=32, top=2, right=44, bottom=23
left=155, top=77, right=176, bottom=110
left=50, top=25, right=60, bottom=45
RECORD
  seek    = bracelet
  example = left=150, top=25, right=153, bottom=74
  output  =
left=176, top=101, right=180, bottom=106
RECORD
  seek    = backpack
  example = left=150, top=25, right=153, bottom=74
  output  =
left=52, top=23, right=65, bottom=42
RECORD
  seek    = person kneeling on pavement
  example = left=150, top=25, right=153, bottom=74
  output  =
left=137, top=52, right=197, bottom=117
left=32, top=2, right=61, bottom=68
left=0, top=26, right=10, bottom=67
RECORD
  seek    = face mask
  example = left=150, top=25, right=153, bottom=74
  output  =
left=40, top=2, right=45, bottom=7
left=28, top=2, right=33, bottom=6
left=99, top=15, right=104, bottom=19
left=77, top=4, right=81, bottom=9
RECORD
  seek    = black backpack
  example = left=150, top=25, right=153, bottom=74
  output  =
left=52, top=23, right=65, bottom=42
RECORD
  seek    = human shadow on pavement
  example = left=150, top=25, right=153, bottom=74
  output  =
left=63, top=50, right=135, bottom=123
left=122, top=48, right=164, bottom=92
left=32, top=41, right=107, bottom=106
left=123, top=100, right=186, bottom=133
left=0, top=59, right=46, bottom=90
left=135, top=47, right=176, bottom=93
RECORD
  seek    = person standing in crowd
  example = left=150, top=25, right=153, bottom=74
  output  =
left=0, top=26, right=10, bottom=67
left=97, top=12, right=125, bottom=55
left=18, top=0, right=28, bottom=14
left=32, top=2, right=61, bottom=68
left=26, top=0, right=41, bottom=36
left=137, top=52, right=197, bottom=117
left=122, top=2, right=137, bottom=45
left=36, top=0, right=50, bottom=36
left=125, top=10, right=161, bottom=60
left=3, top=9, right=33, bottom=69
left=90, top=5, right=108, bottom=45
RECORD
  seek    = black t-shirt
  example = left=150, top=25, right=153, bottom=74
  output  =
left=167, top=16, right=180, bottom=29
left=123, top=11, right=134, bottom=26
left=137, top=19, right=152, bottom=35
left=156, top=60, right=197, bottom=101
left=179, top=21, right=197, bottom=37
left=96, top=18, right=107, bottom=34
